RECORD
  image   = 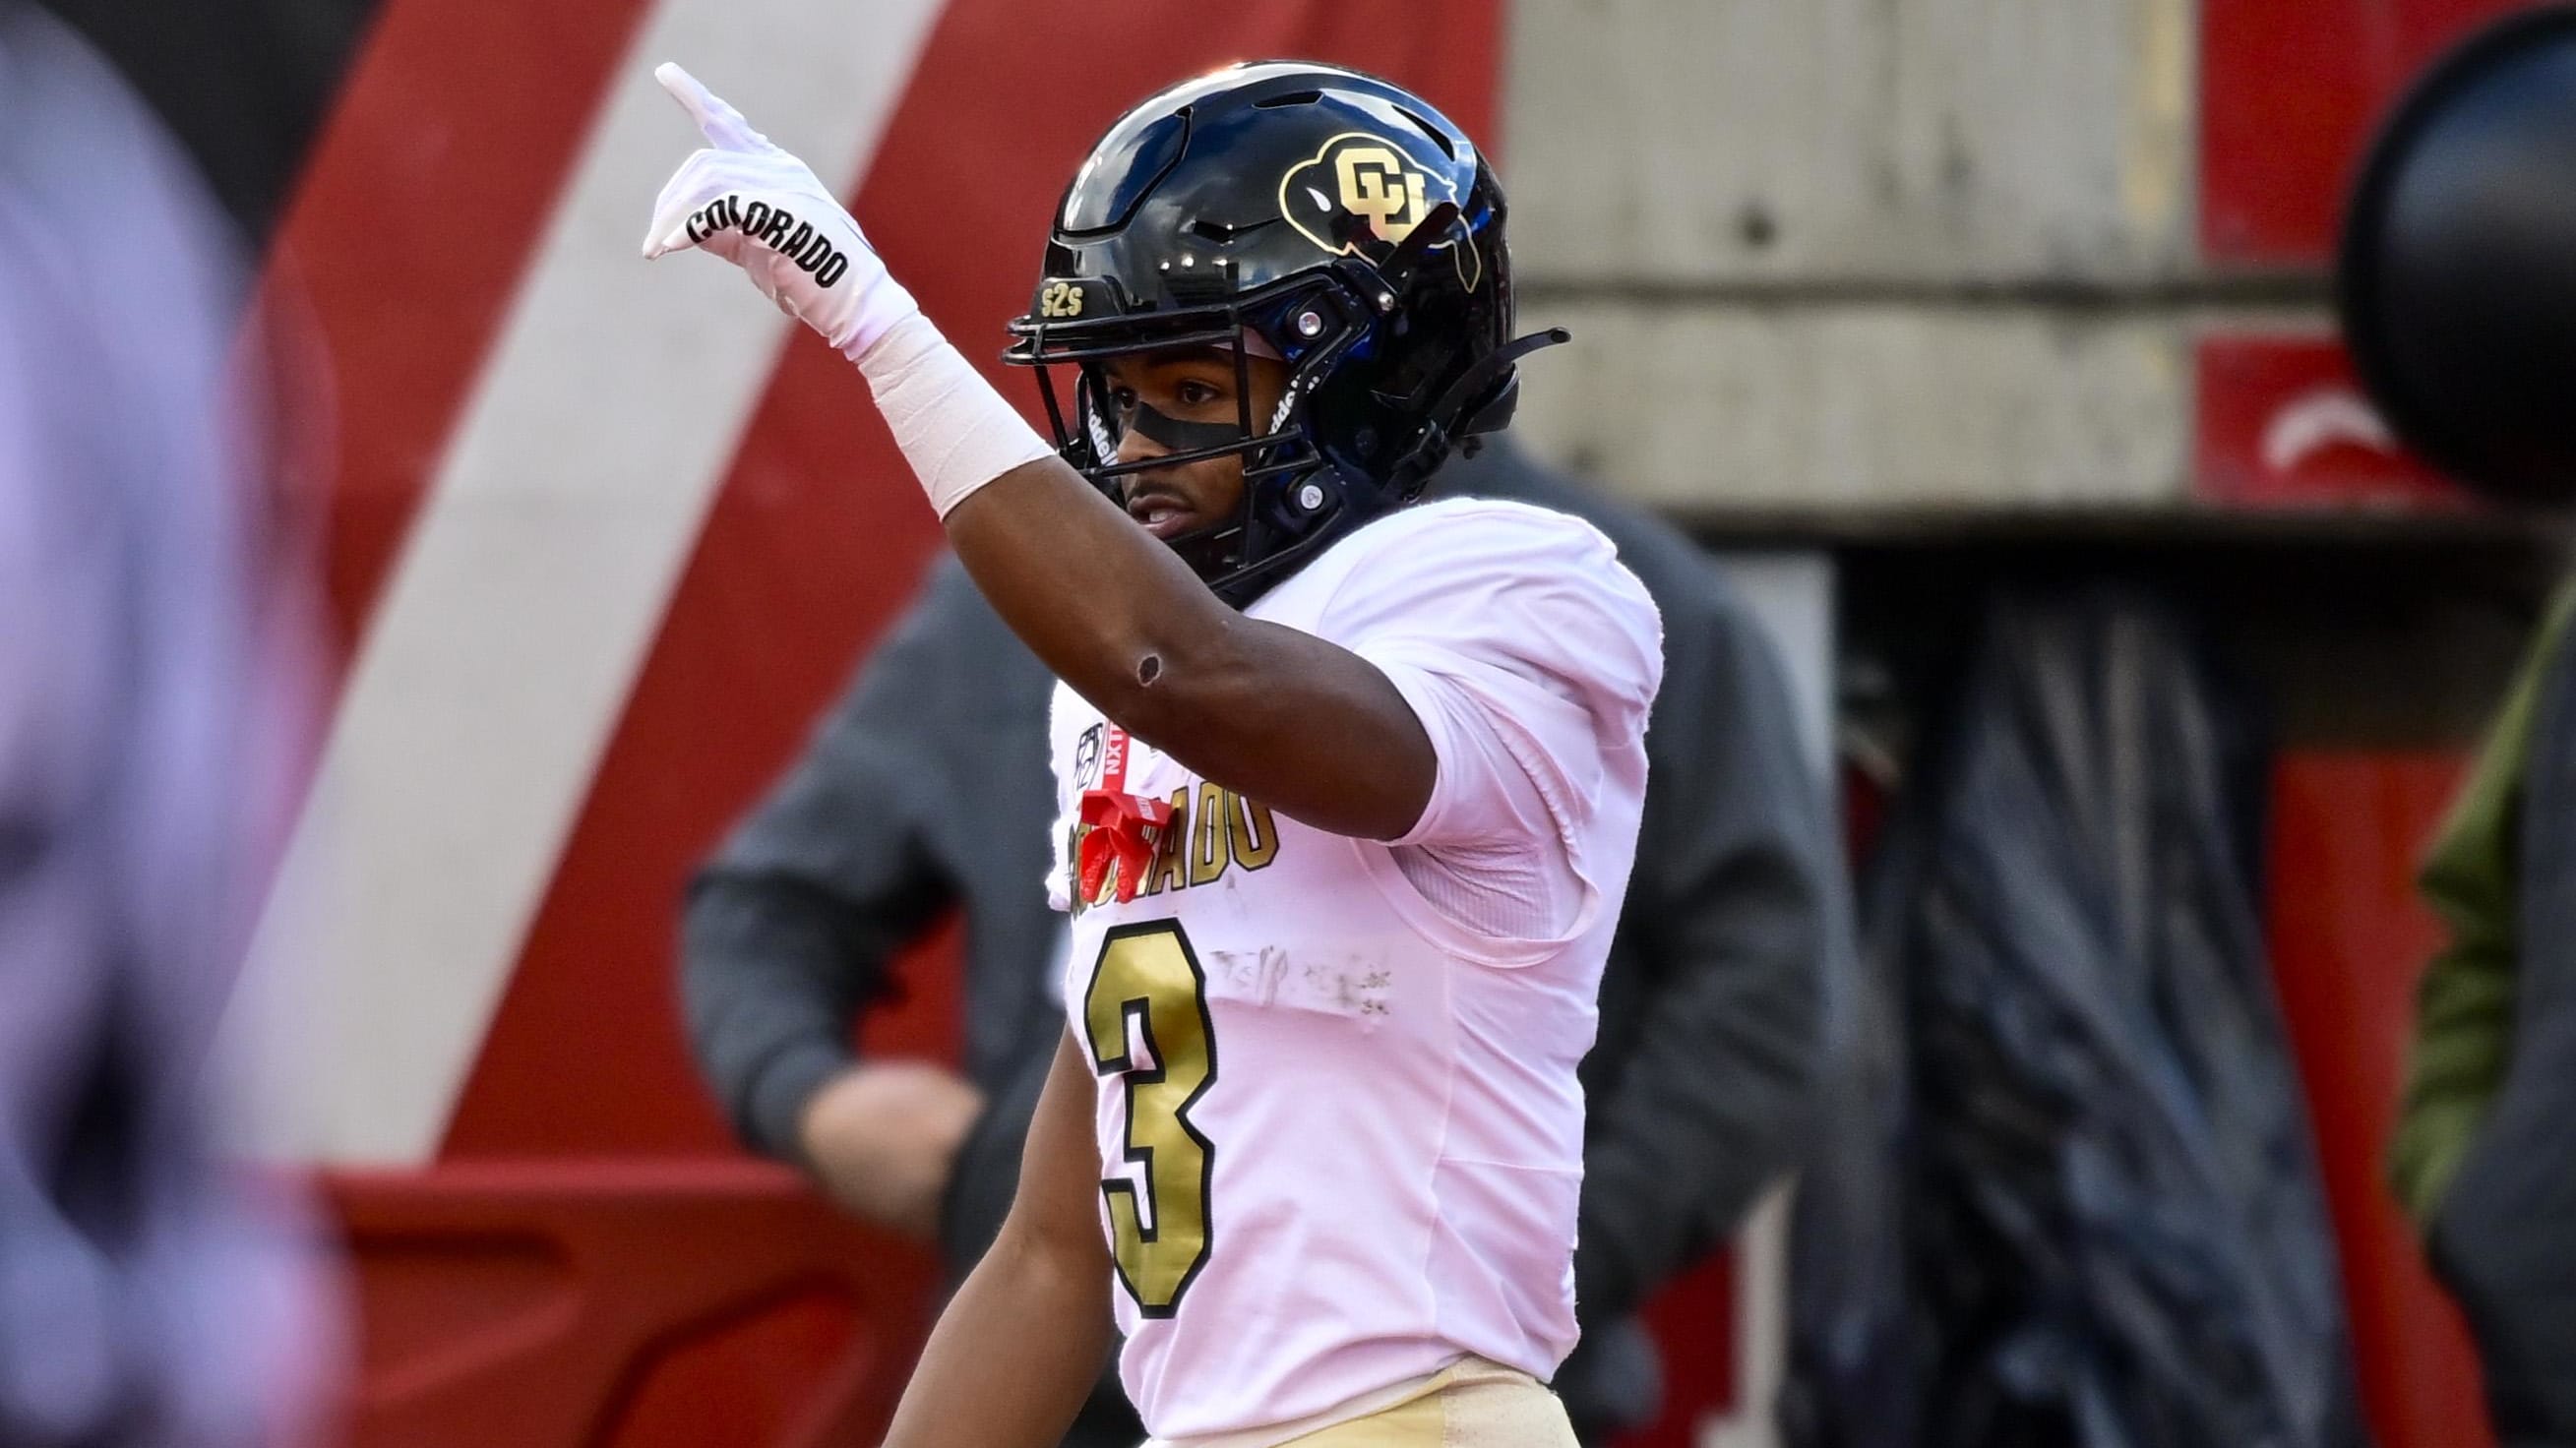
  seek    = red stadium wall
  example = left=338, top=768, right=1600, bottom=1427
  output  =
left=327, top=1161, right=936, bottom=1447
left=2199, top=0, right=2536, bottom=268
left=2266, top=756, right=2493, bottom=1448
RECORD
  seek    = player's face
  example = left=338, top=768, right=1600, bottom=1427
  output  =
left=1100, top=346, right=1290, bottom=541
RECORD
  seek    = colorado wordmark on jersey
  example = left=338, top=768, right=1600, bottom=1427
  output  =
left=1045, top=499, right=1664, bottom=1447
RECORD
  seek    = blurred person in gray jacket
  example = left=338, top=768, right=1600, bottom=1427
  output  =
left=0, top=6, right=327, bottom=1444
left=682, top=437, right=1844, bottom=1444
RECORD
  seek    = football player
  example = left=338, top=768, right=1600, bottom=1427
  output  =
left=644, top=60, right=1662, bottom=1448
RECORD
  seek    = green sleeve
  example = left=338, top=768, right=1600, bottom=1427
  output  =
left=2388, top=581, right=2576, bottom=1228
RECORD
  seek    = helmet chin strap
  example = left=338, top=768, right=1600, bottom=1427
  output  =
left=1372, top=327, right=1571, bottom=492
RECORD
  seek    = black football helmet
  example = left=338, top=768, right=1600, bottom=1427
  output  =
left=1004, top=61, right=1565, bottom=607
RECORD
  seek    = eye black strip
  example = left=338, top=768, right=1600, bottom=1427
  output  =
left=1127, top=401, right=1246, bottom=452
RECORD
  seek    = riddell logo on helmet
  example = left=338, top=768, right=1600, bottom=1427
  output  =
left=1278, top=132, right=1482, bottom=290
left=685, top=196, right=850, bottom=287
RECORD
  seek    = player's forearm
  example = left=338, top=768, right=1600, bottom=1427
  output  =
left=941, top=459, right=1431, bottom=837
left=878, top=1214, right=1113, bottom=1448
left=851, top=298, right=1437, bottom=834
left=849, top=317, right=1256, bottom=742
left=943, top=455, right=1238, bottom=733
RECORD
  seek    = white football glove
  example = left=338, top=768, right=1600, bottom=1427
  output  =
left=641, top=63, right=918, bottom=359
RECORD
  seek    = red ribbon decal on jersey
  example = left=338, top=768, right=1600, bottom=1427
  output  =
left=1077, top=726, right=1174, bottom=908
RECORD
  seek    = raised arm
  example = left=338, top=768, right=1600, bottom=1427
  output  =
left=942, top=458, right=1433, bottom=839
left=641, top=65, right=1432, bottom=840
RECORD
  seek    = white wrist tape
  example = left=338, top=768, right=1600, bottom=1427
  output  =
left=854, top=314, right=1056, bottom=517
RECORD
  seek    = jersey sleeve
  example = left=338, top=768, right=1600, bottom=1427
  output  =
left=1325, top=504, right=1664, bottom=959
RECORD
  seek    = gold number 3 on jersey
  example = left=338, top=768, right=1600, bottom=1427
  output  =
left=1082, top=921, right=1217, bottom=1316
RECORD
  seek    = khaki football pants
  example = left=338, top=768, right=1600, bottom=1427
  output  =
left=1275, top=1358, right=1578, bottom=1447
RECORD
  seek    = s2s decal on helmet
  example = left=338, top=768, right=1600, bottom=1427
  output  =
left=1277, top=132, right=1482, bottom=290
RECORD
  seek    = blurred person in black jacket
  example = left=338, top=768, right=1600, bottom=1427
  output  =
left=681, top=437, right=1844, bottom=1445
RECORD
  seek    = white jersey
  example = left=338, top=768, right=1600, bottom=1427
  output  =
left=1045, top=499, right=1664, bottom=1446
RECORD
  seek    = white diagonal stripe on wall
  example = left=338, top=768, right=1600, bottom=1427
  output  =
left=221, top=0, right=948, bottom=1164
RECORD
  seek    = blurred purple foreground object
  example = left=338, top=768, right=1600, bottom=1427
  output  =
left=0, top=6, right=329, bottom=1445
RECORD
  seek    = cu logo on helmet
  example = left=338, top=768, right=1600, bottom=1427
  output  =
left=1336, top=146, right=1430, bottom=242
left=1281, top=132, right=1481, bottom=290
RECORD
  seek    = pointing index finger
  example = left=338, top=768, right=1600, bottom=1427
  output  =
left=654, top=62, right=766, bottom=151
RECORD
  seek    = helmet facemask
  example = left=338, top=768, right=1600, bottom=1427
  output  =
left=1013, top=271, right=1376, bottom=607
